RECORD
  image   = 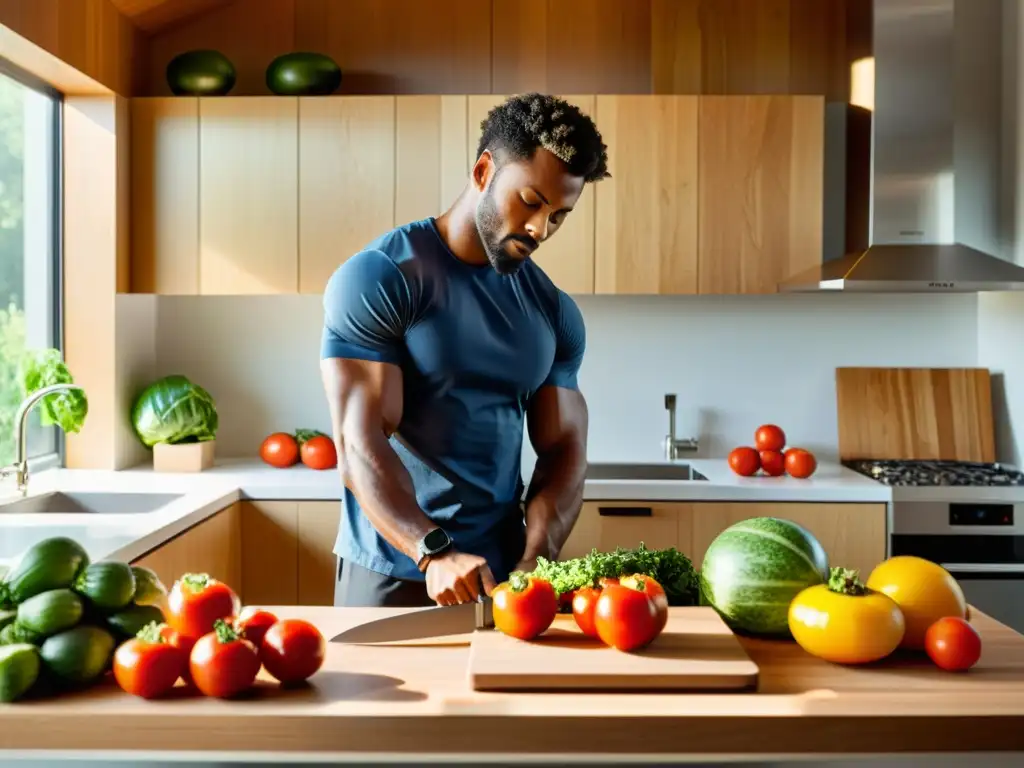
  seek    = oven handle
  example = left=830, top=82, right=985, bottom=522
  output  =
left=942, top=562, right=1024, bottom=575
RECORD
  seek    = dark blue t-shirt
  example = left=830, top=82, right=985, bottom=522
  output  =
left=320, top=217, right=586, bottom=582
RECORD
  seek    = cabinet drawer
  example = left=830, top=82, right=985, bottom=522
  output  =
left=559, top=502, right=686, bottom=561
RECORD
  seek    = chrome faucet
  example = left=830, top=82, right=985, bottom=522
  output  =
left=664, top=393, right=699, bottom=460
left=1, top=383, right=84, bottom=497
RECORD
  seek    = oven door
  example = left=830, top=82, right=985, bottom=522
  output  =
left=940, top=564, right=1024, bottom=635
left=890, top=499, right=1024, bottom=634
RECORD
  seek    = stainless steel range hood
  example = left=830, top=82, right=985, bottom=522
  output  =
left=778, top=0, right=1024, bottom=293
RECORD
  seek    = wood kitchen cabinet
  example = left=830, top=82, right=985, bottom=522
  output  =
left=561, top=501, right=886, bottom=577
left=593, top=95, right=698, bottom=295
left=131, top=501, right=340, bottom=607
left=199, top=97, right=299, bottom=295
left=467, top=95, right=597, bottom=295
left=298, top=96, right=396, bottom=294
left=127, top=94, right=828, bottom=298
left=697, top=96, right=824, bottom=294
left=130, top=97, right=200, bottom=294
left=240, top=500, right=341, bottom=606
left=131, top=502, right=242, bottom=591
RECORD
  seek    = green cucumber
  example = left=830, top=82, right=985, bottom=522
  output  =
left=0, top=537, right=90, bottom=606
left=0, top=643, right=41, bottom=702
left=0, top=621, right=40, bottom=646
left=130, top=565, right=167, bottom=607
left=0, top=608, right=15, bottom=631
left=16, top=588, right=84, bottom=637
left=39, top=625, right=115, bottom=685
left=106, top=604, right=165, bottom=639
left=74, top=561, right=136, bottom=612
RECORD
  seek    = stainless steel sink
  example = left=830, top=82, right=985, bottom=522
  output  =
left=585, top=463, right=708, bottom=481
left=0, top=490, right=183, bottom=515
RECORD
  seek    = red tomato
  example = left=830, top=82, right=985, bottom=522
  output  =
left=161, top=626, right=197, bottom=685
left=754, top=424, right=786, bottom=453
left=784, top=448, right=817, bottom=479
left=571, top=585, right=603, bottom=637
left=167, top=573, right=241, bottom=640
left=492, top=573, right=558, bottom=641
left=759, top=450, right=786, bottom=476
left=260, top=432, right=299, bottom=468
left=260, top=619, right=326, bottom=684
left=189, top=619, right=261, bottom=698
left=925, top=617, right=982, bottom=671
left=236, top=606, right=278, bottom=649
left=112, top=623, right=188, bottom=699
left=300, top=435, right=337, bottom=470
left=619, top=574, right=669, bottom=633
left=594, top=582, right=661, bottom=651
left=728, top=446, right=760, bottom=477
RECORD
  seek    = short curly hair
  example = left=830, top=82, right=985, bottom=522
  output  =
left=475, top=93, right=610, bottom=183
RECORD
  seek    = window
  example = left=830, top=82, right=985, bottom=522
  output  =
left=0, top=60, right=62, bottom=471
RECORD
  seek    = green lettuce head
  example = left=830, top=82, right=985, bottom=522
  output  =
left=20, top=348, right=89, bottom=433
left=131, top=374, right=218, bottom=448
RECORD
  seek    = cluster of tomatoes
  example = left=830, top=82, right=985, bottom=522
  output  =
left=491, top=571, right=668, bottom=652
left=260, top=430, right=337, bottom=470
left=728, top=424, right=817, bottom=479
left=112, top=573, right=325, bottom=700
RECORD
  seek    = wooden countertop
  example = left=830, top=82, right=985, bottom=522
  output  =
left=2, top=606, right=1024, bottom=760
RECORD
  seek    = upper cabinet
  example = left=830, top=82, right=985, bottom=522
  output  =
left=298, top=96, right=396, bottom=295
left=697, top=96, right=825, bottom=295
left=199, top=97, right=299, bottom=295
left=126, top=94, right=829, bottom=298
left=594, top=95, right=698, bottom=295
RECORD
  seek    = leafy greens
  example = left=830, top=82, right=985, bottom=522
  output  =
left=530, top=543, right=700, bottom=606
left=20, top=348, right=88, bottom=433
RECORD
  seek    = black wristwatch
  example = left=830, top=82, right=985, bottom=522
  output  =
left=415, top=527, right=453, bottom=572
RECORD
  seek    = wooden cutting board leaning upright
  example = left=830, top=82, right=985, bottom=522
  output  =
left=467, top=607, right=759, bottom=692
left=835, top=367, right=996, bottom=462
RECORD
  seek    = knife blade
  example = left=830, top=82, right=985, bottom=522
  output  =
left=332, top=595, right=494, bottom=645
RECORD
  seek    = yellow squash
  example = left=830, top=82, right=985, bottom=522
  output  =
left=788, top=567, right=906, bottom=665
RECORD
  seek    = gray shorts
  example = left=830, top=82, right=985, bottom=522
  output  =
left=333, top=558, right=435, bottom=608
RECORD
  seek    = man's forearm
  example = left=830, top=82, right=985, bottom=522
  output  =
left=522, top=440, right=587, bottom=562
left=341, top=431, right=436, bottom=561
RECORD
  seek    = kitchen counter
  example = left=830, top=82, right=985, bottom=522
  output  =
left=0, top=605, right=1022, bottom=763
left=0, top=456, right=889, bottom=570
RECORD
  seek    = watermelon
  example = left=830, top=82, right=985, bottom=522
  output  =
left=166, top=50, right=236, bottom=96
left=266, top=53, right=342, bottom=96
left=699, top=517, right=828, bottom=637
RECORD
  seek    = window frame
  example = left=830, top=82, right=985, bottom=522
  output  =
left=0, top=57, right=65, bottom=474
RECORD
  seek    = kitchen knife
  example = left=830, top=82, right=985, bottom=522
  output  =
left=331, top=595, right=494, bottom=645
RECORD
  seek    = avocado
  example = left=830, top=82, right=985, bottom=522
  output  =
left=166, top=50, right=236, bottom=96
left=266, top=52, right=342, bottom=96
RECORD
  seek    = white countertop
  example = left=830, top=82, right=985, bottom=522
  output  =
left=0, top=456, right=891, bottom=569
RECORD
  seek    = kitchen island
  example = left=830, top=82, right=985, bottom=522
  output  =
left=1, top=606, right=1023, bottom=764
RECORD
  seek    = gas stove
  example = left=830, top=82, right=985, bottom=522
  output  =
left=847, top=458, right=1024, bottom=635
left=844, top=459, right=1024, bottom=488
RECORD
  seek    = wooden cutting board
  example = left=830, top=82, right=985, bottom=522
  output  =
left=835, top=367, right=996, bottom=462
left=467, top=607, right=759, bottom=692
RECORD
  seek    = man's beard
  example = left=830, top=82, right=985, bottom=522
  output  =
left=475, top=188, right=533, bottom=276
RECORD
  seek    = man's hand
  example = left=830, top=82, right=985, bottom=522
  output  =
left=513, top=556, right=538, bottom=574
left=425, top=550, right=498, bottom=605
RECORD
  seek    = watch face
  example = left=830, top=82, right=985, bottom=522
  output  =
left=423, top=528, right=450, bottom=552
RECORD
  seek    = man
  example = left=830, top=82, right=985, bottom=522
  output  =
left=320, top=93, right=609, bottom=608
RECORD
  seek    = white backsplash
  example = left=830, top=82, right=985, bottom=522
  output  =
left=145, top=292, right=985, bottom=470
left=978, top=291, right=1024, bottom=468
